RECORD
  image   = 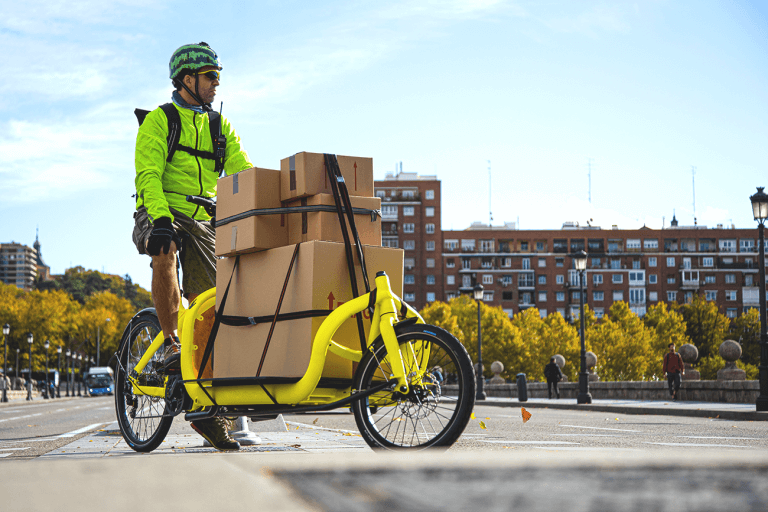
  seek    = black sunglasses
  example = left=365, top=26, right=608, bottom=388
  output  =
left=194, top=69, right=221, bottom=81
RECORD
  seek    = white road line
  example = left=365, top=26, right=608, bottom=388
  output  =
left=644, top=442, right=751, bottom=448
left=677, top=436, right=763, bottom=440
left=0, top=453, right=11, bottom=458
left=0, top=447, right=30, bottom=451
left=285, top=421, right=360, bottom=434
left=559, top=424, right=643, bottom=433
left=553, top=434, right=620, bottom=437
left=0, top=412, right=44, bottom=423
left=480, top=440, right=580, bottom=445
left=56, top=423, right=105, bottom=438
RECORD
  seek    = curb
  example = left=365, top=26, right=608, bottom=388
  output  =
left=478, top=400, right=768, bottom=421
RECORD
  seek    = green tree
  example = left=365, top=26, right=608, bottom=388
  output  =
left=643, top=301, right=691, bottom=375
left=729, top=308, right=760, bottom=367
left=36, top=267, right=152, bottom=311
left=587, top=301, right=654, bottom=381
left=542, top=311, right=580, bottom=382
left=676, top=294, right=730, bottom=360
left=511, top=308, right=579, bottom=382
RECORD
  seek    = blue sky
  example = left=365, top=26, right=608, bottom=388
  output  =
left=1, top=0, right=766, bottom=291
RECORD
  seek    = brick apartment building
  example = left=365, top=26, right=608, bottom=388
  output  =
left=0, top=233, right=51, bottom=291
left=375, top=173, right=766, bottom=319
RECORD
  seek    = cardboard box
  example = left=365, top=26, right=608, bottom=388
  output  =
left=214, top=241, right=404, bottom=381
left=283, top=194, right=382, bottom=246
left=215, top=167, right=287, bottom=256
left=280, top=152, right=374, bottom=201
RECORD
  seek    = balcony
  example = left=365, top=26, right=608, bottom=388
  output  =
left=718, top=258, right=755, bottom=269
left=681, top=270, right=700, bottom=289
left=380, top=192, right=421, bottom=203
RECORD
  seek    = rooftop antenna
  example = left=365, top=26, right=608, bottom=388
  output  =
left=488, top=160, right=493, bottom=226
left=692, top=165, right=697, bottom=227
left=587, top=157, right=594, bottom=203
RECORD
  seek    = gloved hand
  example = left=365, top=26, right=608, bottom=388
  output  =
left=146, top=217, right=181, bottom=256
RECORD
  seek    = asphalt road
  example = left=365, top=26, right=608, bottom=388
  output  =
left=0, top=396, right=116, bottom=459
left=285, top=403, right=768, bottom=452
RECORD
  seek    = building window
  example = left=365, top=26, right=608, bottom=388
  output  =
left=483, top=291, right=493, bottom=301
left=425, top=207, right=435, bottom=217
left=667, top=291, right=677, bottom=301
left=649, top=274, right=657, bottom=284
left=725, top=273, right=736, bottom=284
left=538, top=258, right=546, bottom=268
left=740, top=239, right=755, bottom=252
left=446, top=275, right=455, bottom=285
left=649, top=291, right=658, bottom=301
left=629, top=288, right=645, bottom=304
left=538, top=291, right=547, bottom=302
left=404, top=274, right=415, bottom=284
left=481, top=257, right=493, bottom=269
left=612, top=274, right=623, bottom=284
left=704, top=275, right=716, bottom=284
left=591, top=258, right=601, bottom=268
left=376, top=190, right=386, bottom=198
left=705, top=290, right=717, bottom=301
left=667, top=257, right=675, bottom=267
left=447, top=292, right=457, bottom=300
left=556, top=292, right=565, bottom=302
left=518, top=273, right=535, bottom=287
left=746, top=275, right=754, bottom=286
left=648, top=257, right=657, bottom=267
left=703, top=257, right=714, bottom=267
left=726, top=308, right=739, bottom=318
left=593, top=274, right=603, bottom=285
left=445, top=239, right=458, bottom=251
left=382, top=239, right=399, bottom=248
left=462, top=275, right=472, bottom=288
left=644, top=239, right=658, bottom=250
left=405, top=292, right=416, bottom=302
left=629, top=271, right=644, bottom=284
left=500, top=257, right=512, bottom=268
left=426, top=258, right=435, bottom=268
left=403, top=206, right=415, bottom=216
left=539, top=309, right=547, bottom=318
left=556, top=258, right=564, bottom=267
left=403, top=223, right=415, bottom=233
left=594, top=308, right=604, bottom=319
left=462, top=258, right=471, bottom=269
left=427, top=292, right=436, bottom=302
left=684, top=291, right=693, bottom=302
left=404, top=257, right=415, bottom=269
left=426, top=275, right=435, bottom=285
left=461, top=239, right=476, bottom=251
left=536, top=242, right=544, bottom=251
left=726, top=290, right=737, bottom=301
left=538, top=275, right=546, bottom=285
left=667, top=276, right=676, bottom=284
left=611, top=259, right=621, bottom=269
left=426, top=241, right=435, bottom=251
left=403, top=190, right=415, bottom=199
left=719, top=239, right=736, bottom=252
left=446, top=259, right=455, bottom=268
left=425, top=190, right=434, bottom=200
left=631, top=260, right=640, bottom=269
left=425, top=224, right=435, bottom=234
left=502, top=291, right=513, bottom=301
left=593, top=291, right=604, bottom=301
left=556, top=275, right=564, bottom=285
left=627, top=239, right=641, bottom=250
left=520, top=241, right=529, bottom=251
left=522, top=258, right=530, bottom=270
left=404, top=240, right=415, bottom=250
left=482, top=274, right=493, bottom=285
left=613, top=291, right=624, bottom=301
left=382, top=205, right=398, bottom=216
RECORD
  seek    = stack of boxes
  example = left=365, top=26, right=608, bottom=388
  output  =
left=212, top=152, right=404, bottom=383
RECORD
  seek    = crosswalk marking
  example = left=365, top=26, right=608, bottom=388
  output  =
left=560, top=424, right=643, bottom=433
left=480, top=440, right=580, bottom=444
left=0, top=447, right=30, bottom=451
left=56, top=423, right=105, bottom=438
left=644, top=442, right=750, bottom=448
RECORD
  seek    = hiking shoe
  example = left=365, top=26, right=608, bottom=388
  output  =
left=160, top=335, right=181, bottom=374
left=191, top=417, right=241, bottom=451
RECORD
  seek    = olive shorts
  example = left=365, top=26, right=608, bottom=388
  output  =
left=132, top=206, right=216, bottom=298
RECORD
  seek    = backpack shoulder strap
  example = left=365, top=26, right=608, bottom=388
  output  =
left=159, top=103, right=182, bottom=163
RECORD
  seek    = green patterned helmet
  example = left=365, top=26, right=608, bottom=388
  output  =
left=169, top=42, right=221, bottom=80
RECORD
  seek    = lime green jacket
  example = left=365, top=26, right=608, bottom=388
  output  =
left=135, top=103, right=253, bottom=222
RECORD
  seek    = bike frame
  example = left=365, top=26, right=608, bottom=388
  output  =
left=127, top=272, right=423, bottom=411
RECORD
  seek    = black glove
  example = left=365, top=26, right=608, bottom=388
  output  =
left=146, top=217, right=181, bottom=256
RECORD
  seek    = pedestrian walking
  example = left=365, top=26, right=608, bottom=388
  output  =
left=663, top=343, right=685, bottom=400
left=543, top=357, right=563, bottom=399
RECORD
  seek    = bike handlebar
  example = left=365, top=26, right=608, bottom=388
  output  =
left=186, top=195, right=217, bottom=217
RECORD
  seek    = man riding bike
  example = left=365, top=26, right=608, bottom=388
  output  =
left=132, top=42, right=253, bottom=451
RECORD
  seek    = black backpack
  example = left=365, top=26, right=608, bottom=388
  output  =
left=134, top=103, right=226, bottom=176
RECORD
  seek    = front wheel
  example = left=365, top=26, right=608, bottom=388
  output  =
left=352, top=323, right=475, bottom=449
left=114, top=311, right=173, bottom=452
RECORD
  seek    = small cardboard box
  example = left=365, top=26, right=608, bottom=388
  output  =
left=214, top=241, right=404, bottom=381
left=215, top=167, right=287, bottom=256
left=283, top=194, right=382, bottom=246
left=280, top=152, right=374, bottom=201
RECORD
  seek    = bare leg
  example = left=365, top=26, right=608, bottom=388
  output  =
left=150, top=241, right=179, bottom=338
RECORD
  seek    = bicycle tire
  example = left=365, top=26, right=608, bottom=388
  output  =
left=351, top=323, right=475, bottom=449
left=114, top=312, right=174, bottom=452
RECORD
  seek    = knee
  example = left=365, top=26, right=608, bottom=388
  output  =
left=151, top=242, right=178, bottom=270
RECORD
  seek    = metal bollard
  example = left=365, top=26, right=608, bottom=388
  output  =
left=516, top=373, right=528, bottom=402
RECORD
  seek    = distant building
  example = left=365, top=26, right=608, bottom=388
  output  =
left=375, top=176, right=764, bottom=319
left=0, top=231, right=51, bottom=291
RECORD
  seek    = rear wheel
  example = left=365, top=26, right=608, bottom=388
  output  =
left=352, top=324, right=475, bottom=449
left=114, top=312, right=173, bottom=452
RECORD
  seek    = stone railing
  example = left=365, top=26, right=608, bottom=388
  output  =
left=445, top=380, right=760, bottom=403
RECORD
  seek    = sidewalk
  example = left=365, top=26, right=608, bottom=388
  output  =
left=480, top=396, right=768, bottom=421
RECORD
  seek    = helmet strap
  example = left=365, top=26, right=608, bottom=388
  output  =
left=177, top=74, right=213, bottom=112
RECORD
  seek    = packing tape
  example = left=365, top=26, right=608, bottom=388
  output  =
left=233, top=173, right=239, bottom=194
left=289, top=154, right=296, bottom=191
left=231, top=225, right=237, bottom=251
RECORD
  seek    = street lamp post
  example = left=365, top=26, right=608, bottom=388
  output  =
left=750, top=187, right=768, bottom=412
left=15, top=348, right=20, bottom=386
left=43, top=340, right=50, bottom=399
left=2, top=324, right=9, bottom=403
left=26, top=333, right=33, bottom=401
left=77, top=354, right=82, bottom=397
left=572, top=250, right=592, bottom=405
left=65, top=349, right=71, bottom=397
left=473, top=284, right=486, bottom=401
left=56, top=346, right=62, bottom=398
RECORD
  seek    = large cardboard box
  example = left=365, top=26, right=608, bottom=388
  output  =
left=214, top=241, right=404, bottom=381
left=283, top=194, right=382, bottom=246
left=215, top=167, right=287, bottom=256
left=280, top=152, right=374, bottom=201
